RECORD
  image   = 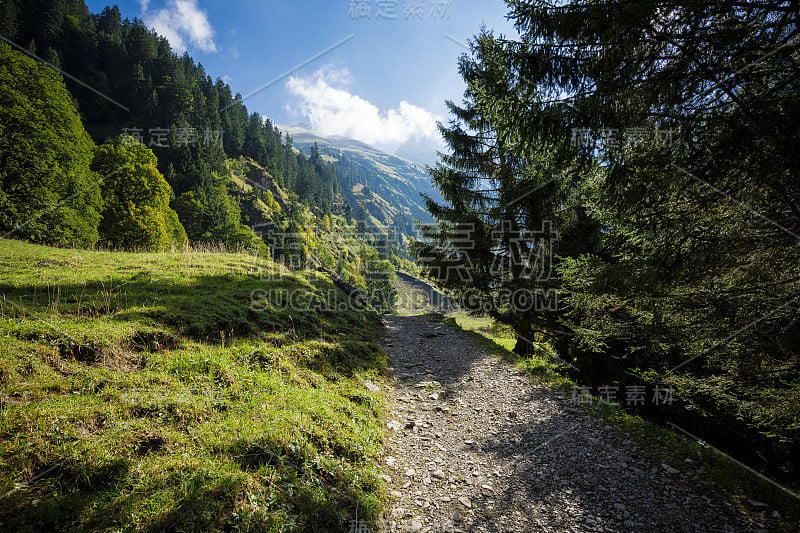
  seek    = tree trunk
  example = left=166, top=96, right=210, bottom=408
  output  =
left=513, top=313, right=535, bottom=356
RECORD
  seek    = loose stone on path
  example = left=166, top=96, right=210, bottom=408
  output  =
left=378, top=314, right=778, bottom=532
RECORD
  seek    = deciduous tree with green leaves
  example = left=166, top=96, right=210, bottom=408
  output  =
left=91, top=136, right=187, bottom=250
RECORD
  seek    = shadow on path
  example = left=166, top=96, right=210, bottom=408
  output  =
left=378, top=314, right=766, bottom=532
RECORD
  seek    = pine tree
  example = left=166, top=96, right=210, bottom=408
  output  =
left=414, top=31, right=590, bottom=354
left=0, top=42, right=101, bottom=247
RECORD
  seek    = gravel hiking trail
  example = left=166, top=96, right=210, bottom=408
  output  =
left=377, top=314, right=778, bottom=533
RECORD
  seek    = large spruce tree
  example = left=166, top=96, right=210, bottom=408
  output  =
left=503, top=0, right=800, bottom=381
left=424, top=0, right=799, bottom=479
left=414, top=31, right=597, bottom=354
left=0, top=42, right=101, bottom=247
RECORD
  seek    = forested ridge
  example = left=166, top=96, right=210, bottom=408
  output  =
left=0, top=0, right=410, bottom=316
left=0, top=0, right=380, bottom=251
left=415, top=0, right=800, bottom=487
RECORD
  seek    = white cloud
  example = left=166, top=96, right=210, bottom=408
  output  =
left=138, top=0, right=150, bottom=13
left=286, top=67, right=442, bottom=150
left=144, top=0, right=217, bottom=53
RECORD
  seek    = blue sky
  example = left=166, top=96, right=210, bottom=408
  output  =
left=84, top=0, right=518, bottom=152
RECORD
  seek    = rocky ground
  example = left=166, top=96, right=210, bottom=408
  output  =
left=376, top=314, right=785, bottom=533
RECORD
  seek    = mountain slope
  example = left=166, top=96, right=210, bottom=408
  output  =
left=395, top=136, right=442, bottom=168
left=283, top=127, right=441, bottom=230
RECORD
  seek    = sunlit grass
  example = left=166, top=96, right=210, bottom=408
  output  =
left=0, top=238, right=387, bottom=532
left=448, top=312, right=562, bottom=375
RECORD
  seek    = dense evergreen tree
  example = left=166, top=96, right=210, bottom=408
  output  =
left=0, top=41, right=101, bottom=247
left=414, top=31, right=596, bottom=354
left=423, top=0, right=800, bottom=480
left=503, top=0, right=800, bottom=370
left=497, top=0, right=800, bottom=382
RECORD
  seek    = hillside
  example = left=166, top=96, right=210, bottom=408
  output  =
left=0, top=239, right=387, bottom=532
left=226, top=157, right=288, bottom=229
left=395, top=136, right=442, bottom=168
left=284, top=127, right=442, bottom=231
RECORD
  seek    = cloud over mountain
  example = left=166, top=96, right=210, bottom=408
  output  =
left=286, top=67, right=442, bottom=151
left=143, top=0, right=217, bottom=53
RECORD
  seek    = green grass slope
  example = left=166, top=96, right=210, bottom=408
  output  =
left=0, top=239, right=387, bottom=532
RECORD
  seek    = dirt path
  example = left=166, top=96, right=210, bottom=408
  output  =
left=378, top=314, right=774, bottom=533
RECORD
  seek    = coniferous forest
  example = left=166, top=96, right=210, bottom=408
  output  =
left=1, top=1, right=349, bottom=251
left=415, top=0, right=800, bottom=489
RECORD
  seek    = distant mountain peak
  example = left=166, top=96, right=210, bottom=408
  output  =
left=395, top=136, right=443, bottom=168
left=281, top=128, right=442, bottom=227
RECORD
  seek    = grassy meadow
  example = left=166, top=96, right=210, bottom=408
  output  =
left=0, top=239, right=387, bottom=532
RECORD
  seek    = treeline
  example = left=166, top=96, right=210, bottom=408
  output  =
left=0, top=40, right=187, bottom=250
left=417, top=1, right=799, bottom=482
left=0, top=0, right=350, bottom=249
